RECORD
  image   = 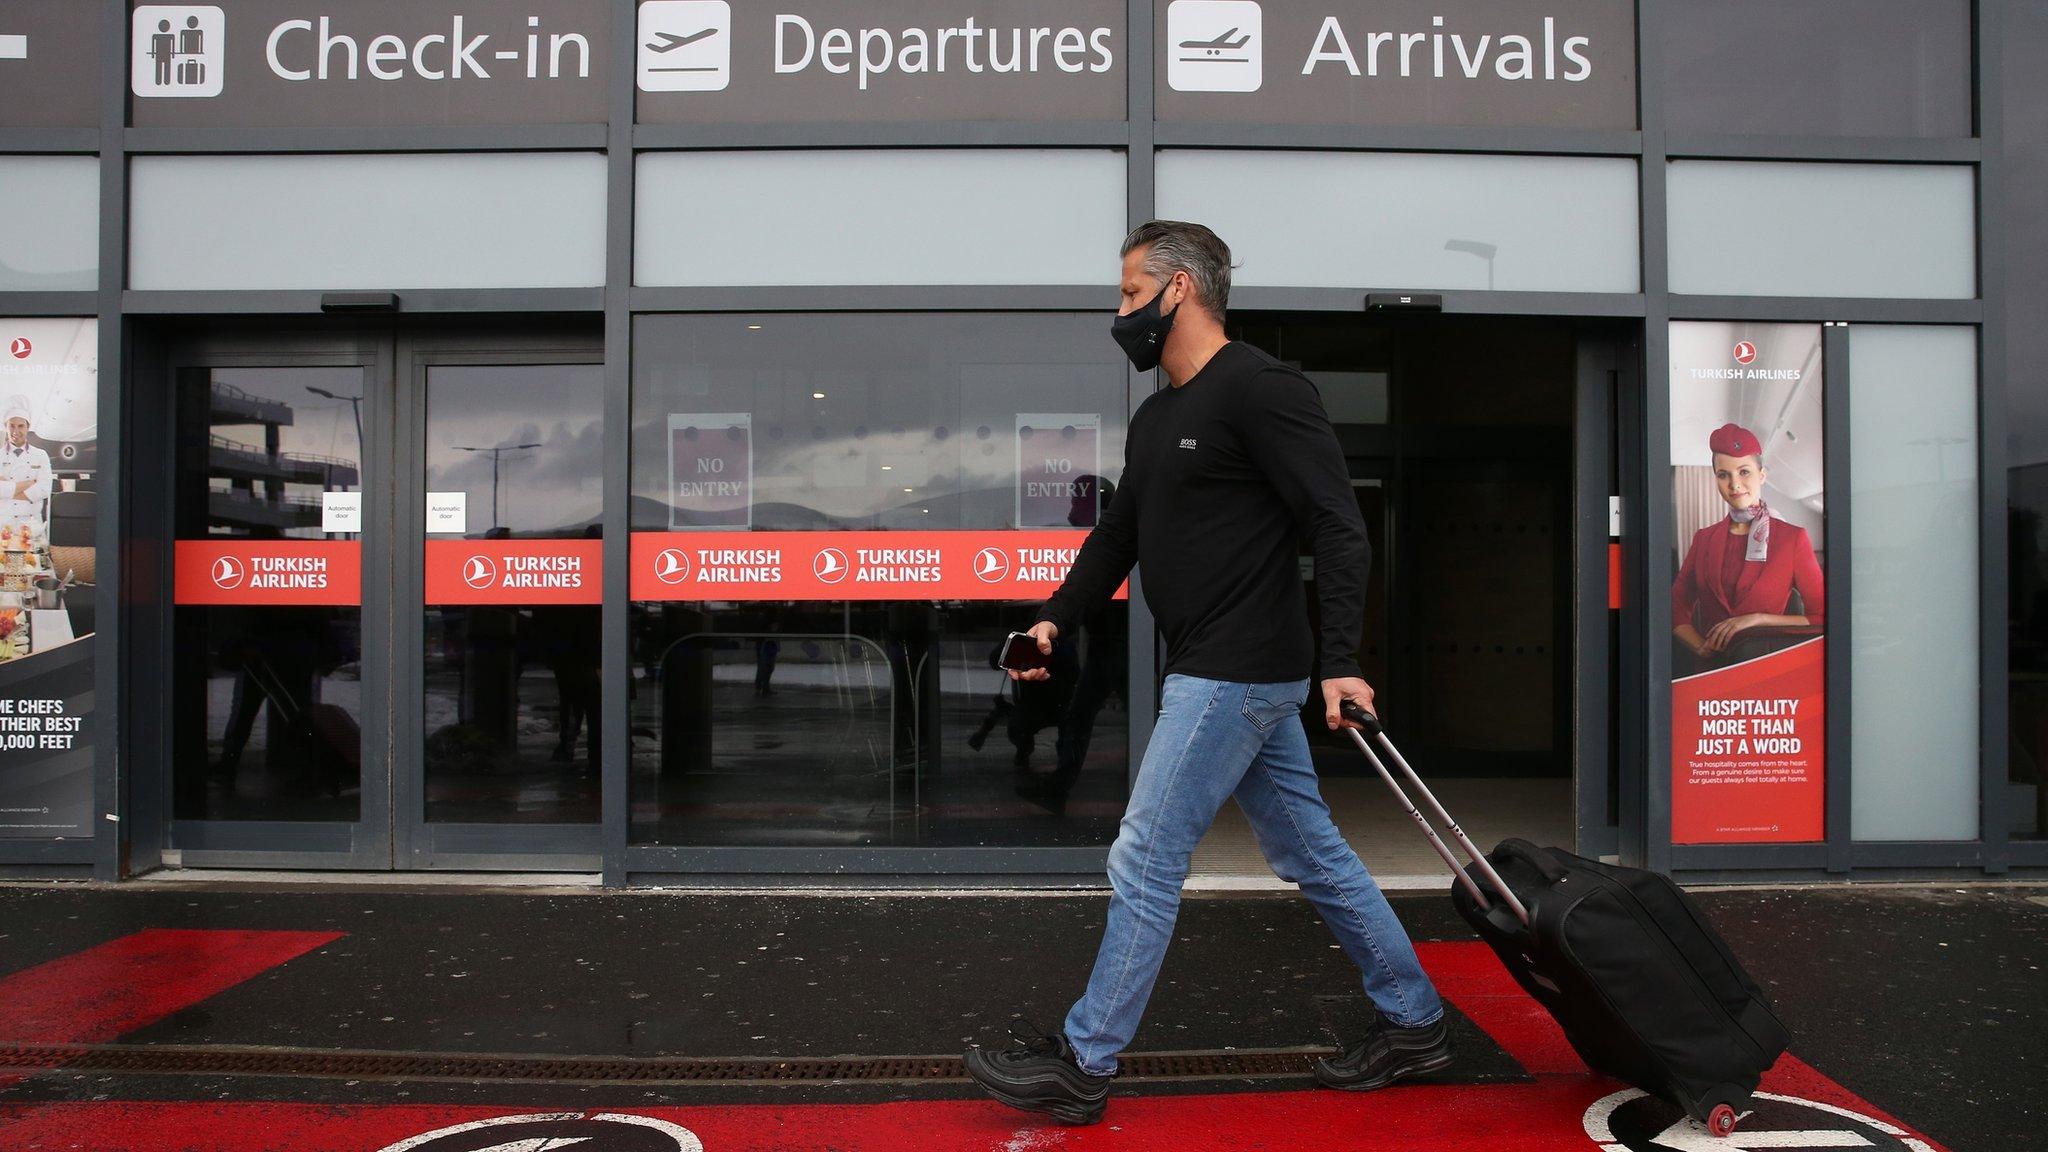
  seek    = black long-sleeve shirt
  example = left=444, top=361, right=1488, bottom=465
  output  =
left=1041, top=341, right=1369, bottom=683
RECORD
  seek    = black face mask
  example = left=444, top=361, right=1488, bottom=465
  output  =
left=1110, top=284, right=1180, bottom=372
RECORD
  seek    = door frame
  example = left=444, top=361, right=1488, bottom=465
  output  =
left=153, top=323, right=398, bottom=869
left=392, top=326, right=603, bottom=871
left=150, top=321, right=605, bottom=871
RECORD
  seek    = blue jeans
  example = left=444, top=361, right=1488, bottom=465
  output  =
left=1063, top=674, right=1444, bottom=1076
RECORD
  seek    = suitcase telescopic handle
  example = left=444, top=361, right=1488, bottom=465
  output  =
left=1339, top=701, right=1532, bottom=927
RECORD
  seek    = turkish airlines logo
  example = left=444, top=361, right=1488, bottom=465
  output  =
left=6, top=338, right=29, bottom=360
left=210, top=556, right=244, bottom=590
left=813, top=547, right=849, bottom=584
left=461, top=555, right=497, bottom=590
left=1733, top=341, right=1758, bottom=365
left=652, top=548, right=691, bottom=585
left=973, top=547, right=1010, bottom=583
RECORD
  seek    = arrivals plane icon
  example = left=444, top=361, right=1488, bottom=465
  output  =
left=1166, top=0, right=1263, bottom=92
left=646, top=27, right=718, bottom=53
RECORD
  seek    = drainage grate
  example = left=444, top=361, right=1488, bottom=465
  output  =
left=0, top=1044, right=1328, bottom=1085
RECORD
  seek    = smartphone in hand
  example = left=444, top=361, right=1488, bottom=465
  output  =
left=998, top=630, right=1052, bottom=674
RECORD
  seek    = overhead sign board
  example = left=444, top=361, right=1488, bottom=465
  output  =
left=1154, top=0, right=1636, bottom=130
left=0, top=1, right=102, bottom=128
left=635, top=0, right=1126, bottom=123
left=127, top=0, right=610, bottom=127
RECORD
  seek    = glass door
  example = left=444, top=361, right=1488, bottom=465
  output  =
left=167, top=337, right=394, bottom=867
left=395, top=333, right=604, bottom=869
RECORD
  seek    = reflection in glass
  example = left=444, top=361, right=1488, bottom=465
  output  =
left=2006, top=3, right=2047, bottom=841
left=172, top=367, right=364, bottom=822
left=628, top=601, right=1131, bottom=848
left=423, top=365, right=603, bottom=825
left=629, top=314, right=1132, bottom=846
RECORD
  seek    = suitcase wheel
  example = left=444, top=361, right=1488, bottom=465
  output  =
left=1707, top=1103, right=1739, bottom=1137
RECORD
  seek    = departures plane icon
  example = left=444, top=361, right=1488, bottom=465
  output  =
left=638, top=0, right=730, bottom=92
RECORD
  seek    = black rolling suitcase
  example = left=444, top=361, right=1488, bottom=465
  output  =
left=1338, top=702, right=1788, bottom=1139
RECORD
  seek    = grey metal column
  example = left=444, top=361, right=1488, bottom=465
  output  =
left=600, top=0, right=636, bottom=886
left=1975, top=0, right=2012, bottom=873
left=1634, top=0, right=1674, bottom=874
left=1122, top=0, right=1158, bottom=783
left=92, top=0, right=126, bottom=880
left=1821, top=324, right=1853, bottom=874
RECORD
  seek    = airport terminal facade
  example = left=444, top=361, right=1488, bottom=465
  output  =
left=0, top=0, right=2042, bottom=885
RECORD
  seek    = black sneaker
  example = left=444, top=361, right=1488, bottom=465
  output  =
left=964, top=1022, right=1112, bottom=1125
left=1314, top=1013, right=1454, bottom=1091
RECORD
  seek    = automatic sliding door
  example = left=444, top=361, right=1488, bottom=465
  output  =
left=405, top=354, right=603, bottom=867
left=169, top=361, right=384, bottom=863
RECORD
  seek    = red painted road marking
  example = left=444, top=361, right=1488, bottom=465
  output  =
left=0, top=927, right=342, bottom=1095
left=0, top=940, right=1950, bottom=1152
left=1420, top=940, right=1586, bottom=1075
left=0, top=1071, right=1952, bottom=1152
left=0, top=929, right=343, bottom=1047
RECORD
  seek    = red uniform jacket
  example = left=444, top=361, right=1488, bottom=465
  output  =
left=1671, top=518, right=1826, bottom=635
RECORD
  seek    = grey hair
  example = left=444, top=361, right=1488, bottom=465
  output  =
left=1120, top=220, right=1235, bottom=318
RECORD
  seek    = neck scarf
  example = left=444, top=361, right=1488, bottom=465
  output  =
left=1728, top=500, right=1771, bottom=562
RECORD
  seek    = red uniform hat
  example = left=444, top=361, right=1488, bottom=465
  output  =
left=1708, top=423, right=1763, bottom=458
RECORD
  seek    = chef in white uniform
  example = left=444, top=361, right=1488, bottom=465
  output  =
left=0, top=397, right=53, bottom=544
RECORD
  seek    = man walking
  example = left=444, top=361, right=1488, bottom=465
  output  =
left=965, top=221, right=1449, bottom=1125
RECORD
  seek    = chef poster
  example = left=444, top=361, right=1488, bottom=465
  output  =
left=1668, top=321, right=1825, bottom=844
left=0, top=318, right=97, bottom=840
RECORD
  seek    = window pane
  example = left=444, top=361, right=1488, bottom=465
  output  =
left=173, top=368, right=366, bottom=823
left=1157, top=150, right=1640, bottom=293
left=1661, top=0, right=1971, bottom=138
left=1668, top=161, right=1975, bottom=299
left=2006, top=0, right=2048, bottom=841
left=0, top=157, right=97, bottom=292
left=1850, top=325, right=1977, bottom=842
left=634, top=150, right=1126, bottom=287
left=129, top=154, right=606, bottom=291
left=422, top=365, right=603, bottom=825
left=629, top=313, right=1131, bottom=848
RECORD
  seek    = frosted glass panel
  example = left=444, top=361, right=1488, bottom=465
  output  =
left=1155, top=150, right=1639, bottom=293
left=0, top=156, right=97, bottom=291
left=129, top=154, right=606, bottom=290
left=636, top=151, right=1124, bottom=287
left=1850, top=325, right=1978, bottom=841
left=1669, top=162, right=1975, bottom=299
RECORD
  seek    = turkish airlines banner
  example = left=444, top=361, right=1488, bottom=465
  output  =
left=630, top=530, right=1128, bottom=602
left=1671, top=637, right=1826, bottom=843
left=425, top=539, right=602, bottom=605
left=173, top=540, right=361, bottom=606
left=1668, top=321, right=1828, bottom=844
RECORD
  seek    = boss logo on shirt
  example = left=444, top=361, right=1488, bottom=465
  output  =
left=1178, top=438, right=1198, bottom=450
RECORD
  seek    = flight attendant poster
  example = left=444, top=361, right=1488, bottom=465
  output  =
left=1668, top=321, right=1826, bottom=844
left=0, top=319, right=97, bottom=840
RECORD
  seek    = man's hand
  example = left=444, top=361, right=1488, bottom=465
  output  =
left=9, top=481, right=27, bottom=500
left=1322, top=676, right=1376, bottom=731
left=1008, top=620, right=1059, bottom=682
